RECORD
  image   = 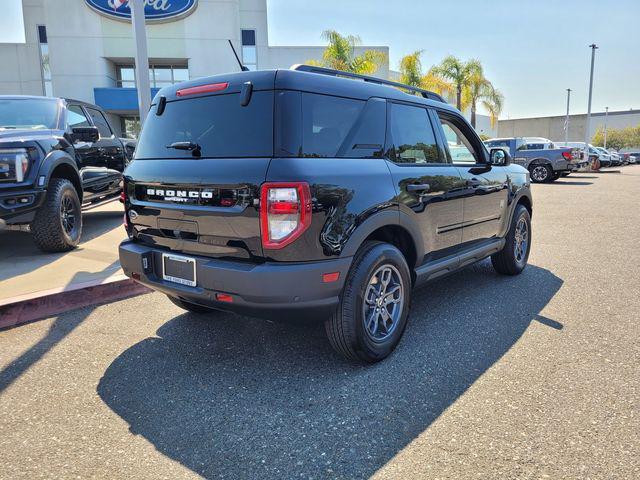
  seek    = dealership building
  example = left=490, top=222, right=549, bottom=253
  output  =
left=0, top=0, right=390, bottom=137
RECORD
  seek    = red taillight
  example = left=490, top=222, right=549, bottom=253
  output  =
left=260, top=182, right=312, bottom=249
left=562, top=151, right=572, bottom=160
left=176, top=82, right=228, bottom=97
left=119, top=191, right=126, bottom=203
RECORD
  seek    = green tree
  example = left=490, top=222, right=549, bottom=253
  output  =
left=308, top=30, right=387, bottom=75
left=592, top=124, right=640, bottom=150
left=398, top=50, right=453, bottom=96
left=462, top=68, right=504, bottom=129
left=431, top=56, right=482, bottom=111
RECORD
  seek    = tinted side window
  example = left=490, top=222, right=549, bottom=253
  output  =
left=526, top=143, right=544, bottom=150
left=275, top=92, right=384, bottom=158
left=67, top=105, right=90, bottom=128
left=388, top=103, right=441, bottom=164
left=86, top=108, right=113, bottom=138
left=302, top=93, right=364, bottom=157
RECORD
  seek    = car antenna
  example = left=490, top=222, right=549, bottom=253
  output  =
left=228, top=39, right=249, bottom=72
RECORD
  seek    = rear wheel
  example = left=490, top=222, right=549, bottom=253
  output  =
left=31, top=178, right=82, bottom=252
left=167, top=296, right=220, bottom=314
left=325, top=241, right=412, bottom=363
left=551, top=171, right=562, bottom=181
left=529, top=164, right=552, bottom=183
left=491, top=205, right=531, bottom=275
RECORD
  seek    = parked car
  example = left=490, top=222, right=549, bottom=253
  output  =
left=594, top=147, right=613, bottom=168
left=118, top=65, right=533, bottom=363
left=554, top=142, right=600, bottom=171
left=0, top=96, right=132, bottom=252
left=484, top=137, right=577, bottom=182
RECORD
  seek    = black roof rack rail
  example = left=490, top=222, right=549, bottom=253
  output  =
left=290, top=64, right=446, bottom=103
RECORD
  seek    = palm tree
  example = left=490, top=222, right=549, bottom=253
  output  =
left=398, top=50, right=453, bottom=96
left=431, top=56, right=482, bottom=111
left=462, top=68, right=504, bottom=128
left=308, top=30, right=387, bottom=75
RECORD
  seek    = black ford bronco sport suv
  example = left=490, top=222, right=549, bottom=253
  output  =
left=0, top=96, right=133, bottom=252
left=119, top=65, right=532, bottom=363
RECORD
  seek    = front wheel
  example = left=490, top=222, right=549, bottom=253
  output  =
left=491, top=205, right=531, bottom=275
left=325, top=241, right=412, bottom=363
left=30, top=178, right=82, bottom=252
left=529, top=164, right=553, bottom=183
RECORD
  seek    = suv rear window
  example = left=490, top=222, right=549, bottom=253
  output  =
left=135, top=91, right=274, bottom=159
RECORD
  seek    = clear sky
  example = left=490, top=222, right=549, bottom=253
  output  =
left=266, top=0, right=640, bottom=119
left=1, top=0, right=638, bottom=119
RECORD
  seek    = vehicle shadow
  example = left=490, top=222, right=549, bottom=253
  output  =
left=0, top=206, right=122, bottom=283
left=98, top=260, right=563, bottom=479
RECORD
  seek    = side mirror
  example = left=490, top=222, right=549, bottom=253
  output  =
left=72, top=126, right=99, bottom=143
left=489, top=148, right=511, bottom=166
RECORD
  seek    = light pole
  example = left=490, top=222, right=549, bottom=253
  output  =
left=603, top=106, right=609, bottom=148
left=130, top=0, right=151, bottom=125
left=584, top=44, right=598, bottom=169
left=564, top=88, right=571, bottom=144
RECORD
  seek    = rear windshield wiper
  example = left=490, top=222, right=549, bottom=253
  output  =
left=166, top=141, right=201, bottom=157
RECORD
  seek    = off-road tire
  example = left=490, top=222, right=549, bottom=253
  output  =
left=167, top=295, right=220, bottom=314
left=30, top=178, right=82, bottom=252
left=491, top=204, right=531, bottom=275
left=325, top=241, right=412, bottom=363
left=529, top=163, right=553, bottom=183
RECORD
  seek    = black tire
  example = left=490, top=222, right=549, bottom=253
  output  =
left=551, top=171, right=562, bottom=181
left=30, top=178, right=82, bottom=252
left=491, top=205, right=531, bottom=276
left=529, top=163, right=553, bottom=183
left=325, top=241, right=412, bottom=363
left=167, top=295, right=220, bottom=314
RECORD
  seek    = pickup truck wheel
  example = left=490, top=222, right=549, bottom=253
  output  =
left=167, top=296, right=220, bottom=314
left=551, top=171, right=562, bottom=181
left=491, top=205, right=531, bottom=275
left=529, top=164, right=552, bottom=183
left=325, top=241, right=411, bottom=363
left=30, top=178, right=82, bottom=252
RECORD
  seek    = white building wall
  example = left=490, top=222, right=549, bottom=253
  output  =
left=0, top=0, right=45, bottom=96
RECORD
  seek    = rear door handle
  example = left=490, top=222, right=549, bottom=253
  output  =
left=407, top=183, right=430, bottom=192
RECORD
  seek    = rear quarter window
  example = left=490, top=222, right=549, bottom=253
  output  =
left=275, top=92, right=385, bottom=158
left=134, top=91, right=274, bottom=159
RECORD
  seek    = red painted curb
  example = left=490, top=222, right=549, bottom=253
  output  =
left=0, top=278, right=150, bottom=330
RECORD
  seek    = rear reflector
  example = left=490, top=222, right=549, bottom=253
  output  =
left=322, top=272, right=340, bottom=283
left=176, top=82, right=228, bottom=97
left=215, top=293, right=233, bottom=303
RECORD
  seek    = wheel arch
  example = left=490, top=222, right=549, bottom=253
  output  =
left=341, top=209, right=424, bottom=272
left=38, top=152, right=82, bottom=201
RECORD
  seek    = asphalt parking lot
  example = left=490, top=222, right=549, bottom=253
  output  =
left=0, top=168, right=638, bottom=479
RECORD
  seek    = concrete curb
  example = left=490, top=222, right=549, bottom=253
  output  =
left=0, top=275, right=150, bottom=330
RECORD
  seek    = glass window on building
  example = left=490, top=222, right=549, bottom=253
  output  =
left=117, top=65, right=189, bottom=88
left=121, top=116, right=141, bottom=139
left=37, top=25, right=53, bottom=96
left=241, top=29, right=257, bottom=71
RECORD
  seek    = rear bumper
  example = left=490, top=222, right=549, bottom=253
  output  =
left=119, top=240, right=352, bottom=321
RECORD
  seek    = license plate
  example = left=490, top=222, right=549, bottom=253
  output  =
left=162, top=253, right=197, bottom=287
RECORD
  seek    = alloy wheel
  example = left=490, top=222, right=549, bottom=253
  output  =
left=531, top=166, right=548, bottom=182
left=514, top=217, right=529, bottom=263
left=363, top=264, right=404, bottom=342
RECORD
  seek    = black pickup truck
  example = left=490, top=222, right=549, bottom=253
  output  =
left=0, top=96, right=134, bottom=252
left=119, top=66, right=533, bottom=363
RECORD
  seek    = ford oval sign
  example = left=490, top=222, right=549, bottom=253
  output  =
left=85, top=0, right=198, bottom=23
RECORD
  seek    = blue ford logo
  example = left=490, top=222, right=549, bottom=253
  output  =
left=85, top=0, right=198, bottom=23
